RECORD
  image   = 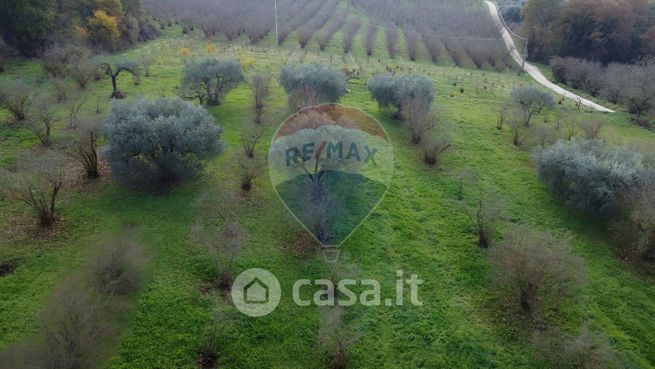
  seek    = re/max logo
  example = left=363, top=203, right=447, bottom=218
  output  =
left=285, top=141, right=378, bottom=167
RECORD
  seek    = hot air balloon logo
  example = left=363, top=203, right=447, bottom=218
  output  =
left=268, top=104, right=394, bottom=261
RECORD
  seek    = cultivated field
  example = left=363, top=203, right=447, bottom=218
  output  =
left=1, top=2, right=655, bottom=368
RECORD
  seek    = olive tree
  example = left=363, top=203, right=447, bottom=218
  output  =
left=511, top=86, right=555, bottom=127
left=279, top=64, right=347, bottom=110
left=534, top=140, right=647, bottom=217
left=0, top=151, right=66, bottom=227
left=368, top=74, right=434, bottom=117
left=104, top=97, right=224, bottom=190
left=181, top=58, right=244, bottom=106
left=100, top=59, right=141, bottom=99
left=489, top=225, right=586, bottom=312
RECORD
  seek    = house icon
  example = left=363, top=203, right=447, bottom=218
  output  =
left=244, top=278, right=269, bottom=304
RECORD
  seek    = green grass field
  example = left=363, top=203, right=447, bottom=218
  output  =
left=1, top=16, right=655, bottom=369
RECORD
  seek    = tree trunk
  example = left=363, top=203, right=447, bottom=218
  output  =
left=520, top=289, right=531, bottom=311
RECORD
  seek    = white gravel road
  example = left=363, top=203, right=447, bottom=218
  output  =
left=485, top=1, right=614, bottom=113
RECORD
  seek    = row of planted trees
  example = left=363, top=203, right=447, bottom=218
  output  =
left=144, top=0, right=514, bottom=70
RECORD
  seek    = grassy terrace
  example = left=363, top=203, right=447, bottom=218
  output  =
left=1, top=14, right=654, bottom=369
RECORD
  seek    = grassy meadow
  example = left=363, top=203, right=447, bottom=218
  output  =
left=1, top=13, right=655, bottom=369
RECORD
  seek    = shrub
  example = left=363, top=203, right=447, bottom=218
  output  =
left=279, top=64, right=347, bottom=110
left=489, top=225, right=586, bottom=312
left=511, top=86, right=555, bottom=127
left=251, top=73, right=271, bottom=124
left=88, top=235, right=146, bottom=296
left=0, top=151, right=66, bottom=227
left=0, top=79, right=32, bottom=122
left=181, top=58, right=244, bottom=106
left=104, top=97, right=224, bottom=190
left=367, top=74, right=434, bottom=115
left=535, top=140, right=648, bottom=217
left=533, top=325, right=621, bottom=369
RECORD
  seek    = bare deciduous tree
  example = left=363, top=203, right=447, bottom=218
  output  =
left=496, top=103, right=512, bottom=130
left=471, top=186, right=505, bottom=248
left=401, top=97, right=435, bottom=144
left=533, top=123, right=557, bottom=148
left=237, top=156, right=259, bottom=192
left=88, top=234, right=146, bottom=296
left=0, top=151, right=66, bottom=227
left=251, top=73, right=271, bottom=125
left=507, top=116, right=526, bottom=146
left=71, top=115, right=102, bottom=179
left=191, top=220, right=245, bottom=291
left=65, top=91, right=87, bottom=129
left=241, top=127, right=263, bottom=159
left=100, top=60, right=141, bottom=99
left=319, top=307, right=354, bottom=369
left=28, top=94, right=58, bottom=146
left=580, top=120, right=604, bottom=140
left=533, top=325, right=621, bottom=369
left=489, top=225, right=586, bottom=312
left=0, top=79, right=32, bottom=122
left=620, top=185, right=655, bottom=261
